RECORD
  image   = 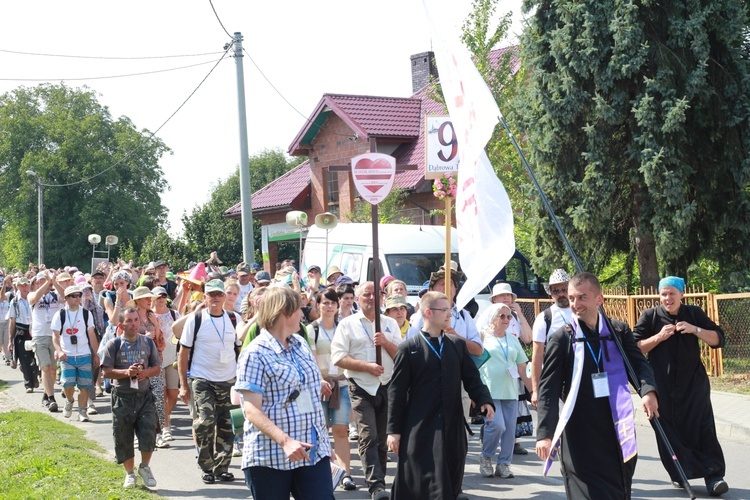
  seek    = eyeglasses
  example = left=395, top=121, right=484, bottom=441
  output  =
left=68, top=293, right=83, bottom=299
left=497, top=313, right=512, bottom=320
left=429, top=307, right=450, bottom=312
left=551, top=287, right=568, bottom=295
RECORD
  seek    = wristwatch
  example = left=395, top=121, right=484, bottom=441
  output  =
left=696, top=327, right=702, bottom=335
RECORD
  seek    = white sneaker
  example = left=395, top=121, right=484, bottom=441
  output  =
left=479, top=455, right=494, bottom=477
left=123, top=472, right=137, bottom=488
left=63, top=399, right=73, bottom=418
left=87, top=403, right=98, bottom=415
left=495, top=463, right=514, bottom=478
left=138, top=463, right=157, bottom=488
left=232, top=441, right=242, bottom=457
left=78, top=409, right=90, bottom=422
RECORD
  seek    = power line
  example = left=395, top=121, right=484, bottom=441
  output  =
left=208, top=0, right=233, bottom=39
left=0, top=59, right=220, bottom=82
left=0, top=48, right=224, bottom=60
left=37, top=47, right=232, bottom=188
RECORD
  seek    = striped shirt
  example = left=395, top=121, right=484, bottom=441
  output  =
left=236, top=329, right=330, bottom=470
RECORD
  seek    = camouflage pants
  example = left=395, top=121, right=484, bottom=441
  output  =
left=190, top=377, right=235, bottom=474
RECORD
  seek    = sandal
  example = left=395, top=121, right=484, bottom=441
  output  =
left=218, top=472, right=235, bottom=482
left=201, top=472, right=215, bottom=484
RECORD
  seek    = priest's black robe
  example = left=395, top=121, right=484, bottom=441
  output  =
left=537, top=319, right=657, bottom=500
left=387, top=333, right=493, bottom=500
left=633, top=304, right=726, bottom=483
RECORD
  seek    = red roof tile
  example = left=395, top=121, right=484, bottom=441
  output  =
left=224, top=160, right=310, bottom=217
left=288, top=94, right=421, bottom=155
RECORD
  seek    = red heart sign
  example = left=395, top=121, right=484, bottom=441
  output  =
left=351, top=153, right=396, bottom=205
left=65, top=328, right=79, bottom=335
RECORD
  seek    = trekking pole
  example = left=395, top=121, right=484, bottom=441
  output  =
left=498, top=113, right=696, bottom=499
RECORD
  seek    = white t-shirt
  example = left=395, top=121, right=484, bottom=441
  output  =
left=532, top=305, right=574, bottom=343
left=409, top=306, right=483, bottom=345
left=235, top=282, right=254, bottom=312
left=180, top=310, right=242, bottom=382
left=156, top=310, right=180, bottom=367
left=31, top=291, right=63, bottom=337
left=51, top=306, right=95, bottom=357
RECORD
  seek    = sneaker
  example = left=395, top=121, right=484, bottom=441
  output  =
left=513, top=442, right=528, bottom=455
left=123, top=472, right=138, bottom=488
left=331, top=462, right=346, bottom=490
left=708, top=479, right=729, bottom=497
left=48, top=399, right=58, bottom=412
left=78, top=409, right=90, bottom=422
left=479, top=455, right=494, bottom=477
left=349, top=425, right=359, bottom=441
left=372, top=488, right=389, bottom=500
left=342, top=475, right=357, bottom=491
left=232, top=441, right=242, bottom=457
left=63, top=399, right=73, bottom=418
left=42, top=394, right=49, bottom=407
left=162, top=428, right=173, bottom=441
left=138, top=463, right=157, bottom=488
left=25, top=387, right=33, bottom=393
left=495, top=463, right=514, bottom=478
left=95, top=385, right=104, bottom=397
left=155, top=434, right=170, bottom=448
left=88, top=403, right=98, bottom=415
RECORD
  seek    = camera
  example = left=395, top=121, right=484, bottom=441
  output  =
left=70, top=335, right=78, bottom=345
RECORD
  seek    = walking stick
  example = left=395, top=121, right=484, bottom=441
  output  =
left=498, top=113, right=696, bottom=499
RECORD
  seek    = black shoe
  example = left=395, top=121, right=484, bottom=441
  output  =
left=708, top=479, right=729, bottom=497
left=342, top=475, right=356, bottom=491
left=371, top=488, right=389, bottom=500
left=42, top=395, right=50, bottom=407
left=457, top=495, right=470, bottom=500
left=513, top=443, right=528, bottom=455
left=48, top=400, right=58, bottom=412
left=672, top=480, right=685, bottom=489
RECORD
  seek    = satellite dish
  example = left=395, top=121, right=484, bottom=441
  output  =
left=88, top=234, right=101, bottom=245
left=315, top=212, right=338, bottom=230
left=286, top=211, right=308, bottom=227
left=105, top=235, right=119, bottom=245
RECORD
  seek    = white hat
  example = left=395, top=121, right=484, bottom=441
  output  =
left=545, top=269, right=571, bottom=294
left=491, top=282, right=516, bottom=300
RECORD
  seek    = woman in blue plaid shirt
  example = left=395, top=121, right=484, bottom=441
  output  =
left=236, top=286, right=335, bottom=499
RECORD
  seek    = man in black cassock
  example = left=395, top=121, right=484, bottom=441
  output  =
left=387, top=291, right=494, bottom=500
left=633, top=276, right=728, bottom=497
left=536, top=273, right=659, bottom=499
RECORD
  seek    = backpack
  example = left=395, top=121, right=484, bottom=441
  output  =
left=312, top=319, right=338, bottom=348
left=59, top=308, right=91, bottom=335
left=187, top=311, right=239, bottom=372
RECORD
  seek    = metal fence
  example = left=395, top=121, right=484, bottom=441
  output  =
left=517, top=291, right=750, bottom=377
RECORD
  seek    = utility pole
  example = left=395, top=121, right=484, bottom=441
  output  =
left=232, top=32, right=255, bottom=263
left=25, top=170, right=43, bottom=265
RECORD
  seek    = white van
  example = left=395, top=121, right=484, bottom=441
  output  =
left=301, top=223, right=546, bottom=308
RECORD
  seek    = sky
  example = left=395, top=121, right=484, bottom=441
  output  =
left=0, top=0, right=526, bottom=235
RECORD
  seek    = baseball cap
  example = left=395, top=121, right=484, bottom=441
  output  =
left=204, top=279, right=225, bottom=294
left=255, top=271, right=271, bottom=284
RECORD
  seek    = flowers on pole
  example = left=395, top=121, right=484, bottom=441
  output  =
left=432, top=172, right=458, bottom=200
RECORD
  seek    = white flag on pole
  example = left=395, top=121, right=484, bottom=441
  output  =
left=422, top=0, right=516, bottom=310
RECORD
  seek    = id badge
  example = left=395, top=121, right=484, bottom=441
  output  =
left=130, top=377, right=139, bottom=390
left=296, top=389, right=314, bottom=414
left=592, top=372, right=610, bottom=398
left=506, top=365, right=520, bottom=379
left=366, top=347, right=377, bottom=363
left=219, top=350, right=229, bottom=364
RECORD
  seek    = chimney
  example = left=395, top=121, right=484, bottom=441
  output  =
left=410, top=51, right=438, bottom=94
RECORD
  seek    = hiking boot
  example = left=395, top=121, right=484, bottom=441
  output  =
left=123, top=472, right=138, bottom=488
left=78, top=409, right=90, bottom=422
left=48, top=399, right=59, bottom=412
left=138, top=463, right=157, bottom=488
left=479, top=455, right=494, bottom=477
left=63, top=399, right=73, bottom=418
left=495, top=463, right=514, bottom=478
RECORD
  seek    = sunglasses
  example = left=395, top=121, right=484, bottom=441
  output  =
left=68, top=293, right=83, bottom=299
left=497, top=313, right=512, bottom=320
left=157, top=294, right=168, bottom=299
left=551, top=287, right=568, bottom=294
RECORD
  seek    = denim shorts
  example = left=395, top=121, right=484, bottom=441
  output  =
left=321, top=384, right=351, bottom=427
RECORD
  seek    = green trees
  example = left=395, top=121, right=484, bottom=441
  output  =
left=518, top=0, right=750, bottom=289
left=0, top=84, right=168, bottom=270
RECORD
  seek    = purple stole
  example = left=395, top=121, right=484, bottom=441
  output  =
left=543, top=314, right=637, bottom=475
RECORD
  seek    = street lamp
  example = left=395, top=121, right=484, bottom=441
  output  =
left=25, top=170, right=43, bottom=266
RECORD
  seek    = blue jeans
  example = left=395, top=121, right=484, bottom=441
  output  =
left=245, top=456, right=334, bottom=499
left=482, top=399, right=517, bottom=465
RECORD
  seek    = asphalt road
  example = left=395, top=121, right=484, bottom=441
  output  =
left=1, top=362, right=747, bottom=499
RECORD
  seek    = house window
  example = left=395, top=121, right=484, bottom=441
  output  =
left=326, top=169, right=339, bottom=216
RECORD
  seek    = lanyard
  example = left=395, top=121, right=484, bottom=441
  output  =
left=359, top=319, right=374, bottom=345
left=288, top=344, right=306, bottom=384
left=420, top=332, right=444, bottom=360
left=318, top=322, right=333, bottom=342
left=584, top=335, right=603, bottom=372
left=494, top=334, right=509, bottom=361
left=209, top=312, right=226, bottom=346
left=68, top=307, right=80, bottom=333
left=451, top=307, right=460, bottom=329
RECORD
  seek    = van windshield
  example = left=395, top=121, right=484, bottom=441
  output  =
left=385, top=253, right=459, bottom=295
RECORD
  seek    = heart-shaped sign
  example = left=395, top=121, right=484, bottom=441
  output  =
left=351, top=153, right=396, bottom=205
left=65, top=328, right=79, bottom=335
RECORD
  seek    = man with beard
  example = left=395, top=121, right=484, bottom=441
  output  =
left=387, top=291, right=493, bottom=500
left=536, top=273, right=659, bottom=499
left=633, top=276, right=728, bottom=497
left=530, top=269, right=573, bottom=407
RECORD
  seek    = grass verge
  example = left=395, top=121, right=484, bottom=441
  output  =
left=0, top=379, right=8, bottom=391
left=0, top=409, right=157, bottom=499
left=710, top=376, right=750, bottom=395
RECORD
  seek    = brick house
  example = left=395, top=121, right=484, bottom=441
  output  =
left=224, top=50, right=514, bottom=271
